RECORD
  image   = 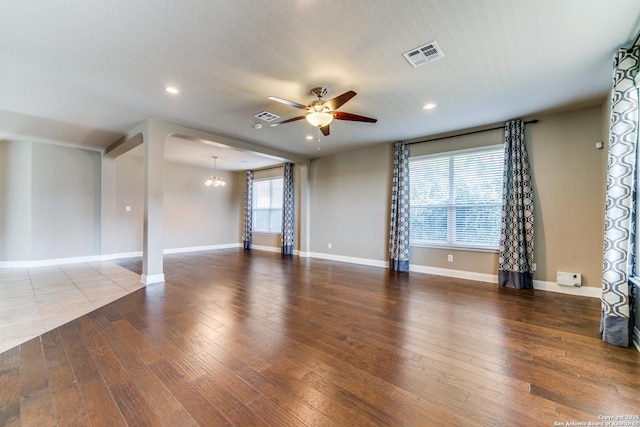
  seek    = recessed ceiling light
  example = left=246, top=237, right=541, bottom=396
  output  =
left=164, top=86, right=180, bottom=95
left=305, top=135, right=314, bottom=141
left=423, top=103, right=437, bottom=110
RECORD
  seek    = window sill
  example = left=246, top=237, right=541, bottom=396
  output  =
left=410, top=242, right=499, bottom=254
left=253, top=231, right=282, bottom=236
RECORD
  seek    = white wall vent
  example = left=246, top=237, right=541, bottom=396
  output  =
left=403, top=41, right=444, bottom=68
left=254, top=111, right=280, bottom=122
left=557, top=271, right=582, bottom=287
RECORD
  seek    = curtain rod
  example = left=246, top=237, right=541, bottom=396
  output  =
left=249, top=163, right=286, bottom=172
left=407, top=119, right=539, bottom=145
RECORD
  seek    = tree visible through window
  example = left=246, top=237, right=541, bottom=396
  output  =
left=252, top=177, right=283, bottom=233
left=409, top=146, right=504, bottom=249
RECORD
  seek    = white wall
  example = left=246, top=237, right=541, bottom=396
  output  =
left=112, top=152, right=242, bottom=253
left=31, top=143, right=101, bottom=259
left=0, top=140, right=243, bottom=262
left=114, top=153, right=144, bottom=253
left=0, top=140, right=101, bottom=261
left=526, top=105, right=606, bottom=287
left=0, top=141, right=33, bottom=260
left=309, top=104, right=607, bottom=288
left=0, top=141, right=6, bottom=259
left=310, top=143, right=392, bottom=260
left=163, top=161, right=241, bottom=250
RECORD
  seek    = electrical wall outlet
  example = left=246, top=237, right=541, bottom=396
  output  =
left=328, top=243, right=332, bottom=249
left=447, top=254, right=453, bottom=262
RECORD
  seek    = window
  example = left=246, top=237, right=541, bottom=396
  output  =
left=409, top=146, right=504, bottom=250
left=252, top=177, right=283, bottom=233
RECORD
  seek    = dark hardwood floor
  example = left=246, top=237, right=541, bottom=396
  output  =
left=1, top=249, right=639, bottom=426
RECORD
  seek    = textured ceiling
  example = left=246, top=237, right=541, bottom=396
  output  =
left=1, top=1, right=640, bottom=169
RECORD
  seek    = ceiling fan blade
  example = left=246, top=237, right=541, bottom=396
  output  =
left=334, top=111, right=377, bottom=123
left=325, top=91, right=356, bottom=111
left=270, top=115, right=307, bottom=126
left=268, top=96, right=308, bottom=110
left=320, top=124, right=330, bottom=136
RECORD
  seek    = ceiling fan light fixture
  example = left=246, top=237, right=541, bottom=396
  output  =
left=306, top=112, right=333, bottom=128
left=268, top=87, right=376, bottom=133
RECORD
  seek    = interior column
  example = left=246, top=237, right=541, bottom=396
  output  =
left=141, top=121, right=165, bottom=284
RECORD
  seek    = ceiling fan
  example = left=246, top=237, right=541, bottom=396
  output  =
left=268, top=87, right=377, bottom=136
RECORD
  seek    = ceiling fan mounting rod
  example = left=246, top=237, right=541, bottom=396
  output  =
left=311, top=87, right=328, bottom=99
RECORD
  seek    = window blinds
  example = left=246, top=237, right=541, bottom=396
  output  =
left=409, top=147, right=504, bottom=249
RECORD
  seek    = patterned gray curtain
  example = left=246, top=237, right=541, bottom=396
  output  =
left=389, top=142, right=410, bottom=272
left=498, top=119, right=534, bottom=290
left=281, top=163, right=295, bottom=256
left=242, top=170, right=253, bottom=250
left=601, top=45, right=639, bottom=347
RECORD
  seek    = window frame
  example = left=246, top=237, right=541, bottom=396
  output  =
left=252, top=176, right=283, bottom=234
left=409, top=144, right=504, bottom=252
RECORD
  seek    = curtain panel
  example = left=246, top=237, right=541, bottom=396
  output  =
left=601, top=45, right=639, bottom=347
left=389, top=142, right=410, bottom=272
left=498, top=119, right=534, bottom=290
left=281, top=163, right=295, bottom=256
left=242, top=170, right=253, bottom=250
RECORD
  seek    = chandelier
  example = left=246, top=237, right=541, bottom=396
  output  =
left=204, top=156, right=226, bottom=187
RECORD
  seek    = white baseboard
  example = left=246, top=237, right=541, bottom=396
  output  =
left=304, top=253, right=602, bottom=299
left=305, top=252, right=388, bottom=268
left=0, top=255, right=106, bottom=268
left=163, top=243, right=241, bottom=254
left=410, top=264, right=498, bottom=284
left=0, top=244, right=242, bottom=268
left=101, top=251, right=143, bottom=261
left=140, top=273, right=165, bottom=285
left=409, top=267, right=601, bottom=299
left=533, top=280, right=601, bottom=298
left=0, top=252, right=143, bottom=268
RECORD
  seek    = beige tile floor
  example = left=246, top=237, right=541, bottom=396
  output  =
left=0, top=261, right=144, bottom=354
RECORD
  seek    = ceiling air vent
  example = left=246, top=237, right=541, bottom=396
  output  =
left=254, top=111, right=280, bottom=122
left=403, top=41, right=444, bottom=68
